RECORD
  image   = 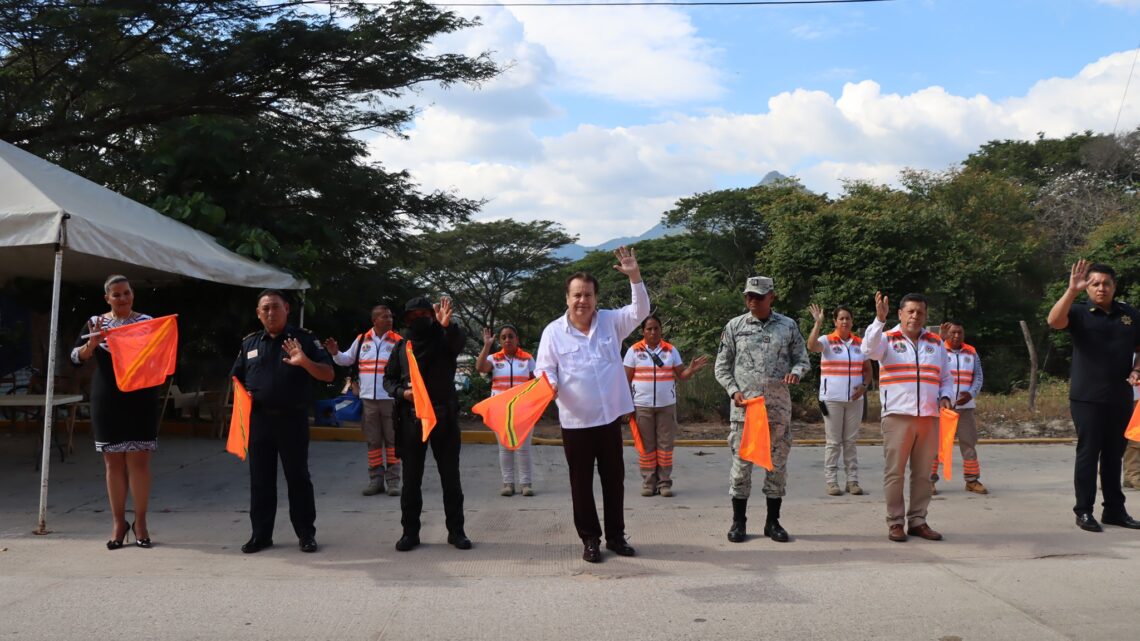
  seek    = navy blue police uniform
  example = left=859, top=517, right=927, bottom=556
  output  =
left=231, top=325, right=333, bottom=546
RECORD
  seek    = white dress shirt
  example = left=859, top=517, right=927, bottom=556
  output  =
left=535, top=281, right=650, bottom=429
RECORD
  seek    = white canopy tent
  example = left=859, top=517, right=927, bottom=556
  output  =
left=0, top=139, right=308, bottom=534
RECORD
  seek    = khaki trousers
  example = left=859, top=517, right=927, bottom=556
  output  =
left=633, top=404, right=678, bottom=490
left=882, top=414, right=938, bottom=527
left=1124, top=439, right=1140, bottom=486
left=362, top=399, right=400, bottom=485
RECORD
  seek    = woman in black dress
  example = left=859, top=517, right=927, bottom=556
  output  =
left=71, top=275, right=160, bottom=549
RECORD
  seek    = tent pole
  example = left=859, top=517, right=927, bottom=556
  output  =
left=299, top=290, right=306, bottom=327
left=36, top=215, right=67, bottom=535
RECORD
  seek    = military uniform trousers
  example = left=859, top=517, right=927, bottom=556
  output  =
left=727, top=385, right=793, bottom=499
left=361, top=399, right=401, bottom=486
left=930, top=407, right=981, bottom=483
left=882, top=414, right=937, bottom=528
left=248, top=408, right=316, bottom=541
left=634, top=404, right=678, bottom=491
left=399, top=403, right=465, bottom=537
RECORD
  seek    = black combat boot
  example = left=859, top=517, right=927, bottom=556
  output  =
left=727, top=497, right=747, bottom=543
left=764, top=497, right=789, bottom=542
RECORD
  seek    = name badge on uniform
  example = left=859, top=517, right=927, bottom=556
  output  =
left=247, top=349, right=259, bottom=359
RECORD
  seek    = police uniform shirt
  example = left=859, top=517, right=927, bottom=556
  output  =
left=1067, top=300, right=1140, bottom=403
left=230, top=325, right=334, bottom=410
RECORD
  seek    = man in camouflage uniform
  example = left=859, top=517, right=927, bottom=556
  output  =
left=714, top=276, right=811, bottom=544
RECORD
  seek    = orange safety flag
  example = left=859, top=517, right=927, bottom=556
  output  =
left=739, top=396, right=772, bottom=471
left=938, top=407, right=960, bottom=481
left=629, top=415, right=646, bottom=456
left=406, top=341, right=437, bottom=442
left=102, top=314, right=178, bottom=392
left=471, top=373, right=555, bottom=451
left=226, top=377, right=252, bottom=461
left=1126, top=400, right=1140, bottom=441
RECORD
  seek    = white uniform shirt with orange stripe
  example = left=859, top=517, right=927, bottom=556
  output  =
left=863, top=318, right=953, bottom=418
left=945, top=342, right=983, bottom=410
left=817, top=332, right=866, bottom=402
left=623, top=340, right=684, bottom=408
left=483, top=350, right=536, bottom=397
left=331, top=329, right=402, bottom=400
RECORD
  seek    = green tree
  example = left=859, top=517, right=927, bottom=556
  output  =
left=407, top=220, right=577, bottom=345
left=663, top=179, right=824, bottom=286
left=1, top=0, right=499, bottom=364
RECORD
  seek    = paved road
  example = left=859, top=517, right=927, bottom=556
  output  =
left=2, top=431, right=1138, bottom=640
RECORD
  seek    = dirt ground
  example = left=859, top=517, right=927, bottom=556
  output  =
left=464, top=414, right=1078, bottom=441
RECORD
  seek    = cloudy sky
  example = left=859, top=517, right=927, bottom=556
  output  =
left=367, top=0, right=1140, bottom=245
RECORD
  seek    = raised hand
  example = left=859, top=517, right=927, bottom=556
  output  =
left=281, top=338, right=309, bottom=367
left=612, top=245, right=641, bottom=281
left=874, top=291, right=890, bottom=322
left=939, top=322, right=952, bottom=341
left=1069, top=259, right=1091, bottom=292
left=482, top=327, right=494, bottom=346
left=435, top=296, right=454, bottom=327
left=322, top=337, right=339, bottom=355
left=809, top=303, right=825, bottom=325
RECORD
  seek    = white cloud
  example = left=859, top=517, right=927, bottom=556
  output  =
left=501, top=5, right=723, bottom=104
left=371, top=45, right=1140, bottom=246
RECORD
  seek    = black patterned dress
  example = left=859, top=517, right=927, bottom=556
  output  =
left=70, top=313, right=160, bottom=452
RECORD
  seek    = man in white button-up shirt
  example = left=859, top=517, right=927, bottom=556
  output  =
left=534, top=246, right=649, bottom=563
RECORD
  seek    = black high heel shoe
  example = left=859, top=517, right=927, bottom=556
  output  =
left=106, top=520, right=129, bottom=550
left=131, top=521, right=152, bottom=549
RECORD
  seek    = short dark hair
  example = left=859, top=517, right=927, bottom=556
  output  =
left=497, top=323, right=520, bottom=339
left=1088, top=263, right=1117, bottom=283
left=945, top=318, right=964, bottom=329
left=257, top=289, right=289, bottom=305
left=640, top=313, right=662, bottom=330
left=833, top=305, right=853, bottom=321
left=565, top=272, right=599, bottom=296
left=371, top=304, right=391, bottom=316
left=898, top=293, right=927, bottom=309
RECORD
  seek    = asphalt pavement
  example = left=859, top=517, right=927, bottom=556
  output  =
left=2, top=430, right=1138, bottom=641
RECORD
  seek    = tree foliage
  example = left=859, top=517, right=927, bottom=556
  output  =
left=1, top=0, right=499, bottom=368
left=406, top=219, right=577, bottom=344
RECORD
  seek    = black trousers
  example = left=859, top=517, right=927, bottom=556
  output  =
left=248, top=410, right=316, bottom=540
left=399, top=404, right=464, bottom=537
left=561, top=419, right=626, bottom=542
left=1071, top=399, right=1131, bottom=515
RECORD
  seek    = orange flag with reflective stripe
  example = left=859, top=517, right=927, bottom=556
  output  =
left=406, top=341, right=437, bottom=442
left=628, top=415, right=647, bottom=456
left=740, top=396, right=772, bottom=471
left=471, top=373, right=554, bottom=451
left=102, top=314, right=178, bottom=392
left=226, top=377, right=252, bottom=460
left=1126, top=400, right=1140, bottom=441
left=938, top=407, right=960, bottom=481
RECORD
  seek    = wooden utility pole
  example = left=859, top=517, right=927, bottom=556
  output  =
left=1020, top=320, right=1038, bottom=412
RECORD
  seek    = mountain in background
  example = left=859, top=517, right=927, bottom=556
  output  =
left=553, top=171, right=787, bottom=262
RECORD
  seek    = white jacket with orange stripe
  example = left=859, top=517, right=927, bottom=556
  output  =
left=863, top=318, right=953, bottom=418
left=331, top=329, right=402, bottom=400
left=945, top=342, right=983, bottom=410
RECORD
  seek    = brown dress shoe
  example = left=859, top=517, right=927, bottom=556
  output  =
left=888, top=524, right=907, bottom=542
left=965, top=480, right=988, bottom=494
left=907, top=523, right=943, bottom=540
